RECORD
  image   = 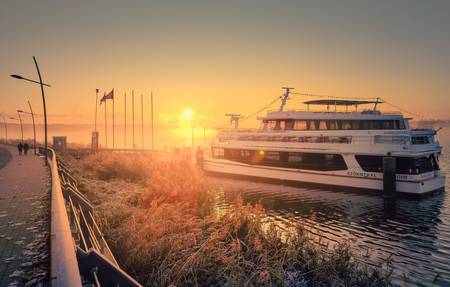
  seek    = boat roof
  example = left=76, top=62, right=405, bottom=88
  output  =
left=303, top=99, right=383, bottom=106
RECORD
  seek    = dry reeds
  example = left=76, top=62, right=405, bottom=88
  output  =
left=63, top=151, right=393, bottom=287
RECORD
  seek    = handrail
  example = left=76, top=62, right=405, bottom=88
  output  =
left=42, top=147, right=142, bottom=287
left=45, top=147, right=83, bottom=287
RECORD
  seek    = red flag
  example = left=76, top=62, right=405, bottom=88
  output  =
left=100, top=89, right=114, bottom=104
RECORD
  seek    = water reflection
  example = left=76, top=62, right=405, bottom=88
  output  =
left=209, top=177, right=449, bottom=286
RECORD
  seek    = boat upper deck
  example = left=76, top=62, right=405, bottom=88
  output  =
left=260, top=109, right=405, bottom=121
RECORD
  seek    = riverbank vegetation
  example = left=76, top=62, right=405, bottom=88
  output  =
left=62, top=151, right=393, bottom=287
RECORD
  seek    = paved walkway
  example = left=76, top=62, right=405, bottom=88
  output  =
left=0, top=145, right=50, bottom=286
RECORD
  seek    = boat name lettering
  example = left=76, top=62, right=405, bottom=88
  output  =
left=347, top=171, right=377, bottom=178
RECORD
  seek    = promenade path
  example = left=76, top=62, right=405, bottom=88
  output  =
left=0, top=145, right=49, bottom=286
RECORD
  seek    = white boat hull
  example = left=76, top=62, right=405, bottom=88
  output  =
left=203, top=158, right=445, bottom=196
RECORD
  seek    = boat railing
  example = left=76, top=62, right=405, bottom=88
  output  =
left=41, top=147, right=142, bottom=287
left=263, top=108, right=403, bottom=115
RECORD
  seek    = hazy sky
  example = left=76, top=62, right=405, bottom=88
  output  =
left=1, top=0, right=449, bottom=127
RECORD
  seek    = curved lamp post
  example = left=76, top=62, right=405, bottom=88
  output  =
left=10, top=116, right=23, bottom=143
left=11, top=56, right=51, bottom=165
left=18, top=101, right=37, bottom=154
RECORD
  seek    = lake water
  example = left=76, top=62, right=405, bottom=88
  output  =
left=209, top=128, right=450, bottom=286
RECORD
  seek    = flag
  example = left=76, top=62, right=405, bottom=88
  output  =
left=100, top=89, right=114, bottom=105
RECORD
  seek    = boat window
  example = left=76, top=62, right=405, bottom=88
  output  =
left=351, top=121, right=361, bottom=130
left=212, top=148, right=225, bottom=159
left=317, top=120, right=327, bottom=130
left=240, top=150, right=253, bottom=159
left=355, top=155, right=383, bottom=172
left=341, top=121, right=352, bottom=130
left=263, top=120, right=278, bottom=130
left=221, top=149, right=347, bottom=171
left=265, top=151, right=280, bottom=161
left=382, top=120, right=394, bottom=129
left=293, top=120, right=308, bottom=130
left=412, top=136, right=430, bottom=144
left=355, top=155, right=436, bottom=174
left=372, top=121, right=382, bottom=130
left=326, top=120, right=338, bottom=130
left=285, top=120, right=294, bottom=130
left=414, top=157, right=434, bottom=174
left=288, top=153, right=303, bottom=162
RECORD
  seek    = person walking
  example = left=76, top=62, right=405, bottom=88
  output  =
left=23, top=143, right=29, bottom=155
left=17, top=142, right=23, bottom=155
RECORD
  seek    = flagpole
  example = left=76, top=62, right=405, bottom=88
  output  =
left=151, top=91, right=154, bottom=150
left=94, top=89, right=98, bottom=132
left=132, top=90, right=135, bottom=149
left=104, top=93, right=108, bottom=148
left=141, top=94, right=144, bottom=149
left=124, top=93, right=127, bottom=149
left=112, top=91, right=115, bottom=149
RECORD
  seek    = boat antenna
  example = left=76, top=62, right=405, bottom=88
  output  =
left=279, top=87, right=294, bottom=112
left=225, top=113, right=243, bottom=129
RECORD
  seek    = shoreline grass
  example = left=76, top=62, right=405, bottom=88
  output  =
left=62, top=151, right=393, bottom=287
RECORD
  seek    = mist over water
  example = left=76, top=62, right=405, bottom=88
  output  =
left=2, top=123, right=215, bottom=149
left=209, top=128, right=450, bottom=286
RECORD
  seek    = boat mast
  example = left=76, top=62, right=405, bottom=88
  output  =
left=373, top=97, right=381, bottom=111
left=225, top=113, right=243, bottom=129
left=279, top=87, right=294, bottom=112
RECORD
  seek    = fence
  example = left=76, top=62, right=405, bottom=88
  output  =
left=44, top=147, right=142, bottom=287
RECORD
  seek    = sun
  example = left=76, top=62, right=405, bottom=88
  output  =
left=180, top=108, right=194, bottom=122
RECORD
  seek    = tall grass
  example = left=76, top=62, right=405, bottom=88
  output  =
left=63, top=151, right=393, bottom=287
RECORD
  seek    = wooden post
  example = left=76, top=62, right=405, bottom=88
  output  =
left=383, top=156, right=396, bottom=199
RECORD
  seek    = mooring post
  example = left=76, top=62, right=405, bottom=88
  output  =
left=382, top=156, right=396, bottom=199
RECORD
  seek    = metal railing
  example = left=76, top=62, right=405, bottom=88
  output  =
left=44, top=147, right=142, bottom=287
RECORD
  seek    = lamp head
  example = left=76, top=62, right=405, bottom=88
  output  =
left=10, top=74, right=24, bottom=80
left=17, top=110, right=24, bottom=113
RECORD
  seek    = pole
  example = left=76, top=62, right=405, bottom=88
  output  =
left=112, top=94, right=115, bottom=149
left=28, top=101, right=37, bottom=155
left=124, top=93, right=127, bottom=149
left=104, top=93, right=107, bottom=148
left=94, top=89, right=99, bottom=132
left=17, top=111, right=24, bottom=143
left=141, top=94, right=144, bottom=149
left=33, top=56, right=48, bottom=165
left=2, top=116, right=7, bottom=144
left=151, top=92, right=154, bottom=150
left=132, top=90, right=135, bottom=149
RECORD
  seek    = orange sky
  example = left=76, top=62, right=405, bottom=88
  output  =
left=1, top=0, right=449, bottom=127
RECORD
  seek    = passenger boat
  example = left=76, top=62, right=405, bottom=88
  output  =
left=203, top=88, right=445, bottom=196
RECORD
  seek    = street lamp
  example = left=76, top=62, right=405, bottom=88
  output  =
left=10, top=116, right=24, bottom=143
left=18, top=101, right=37, bottom=154
left=10, top=56, right=51, bottom=165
